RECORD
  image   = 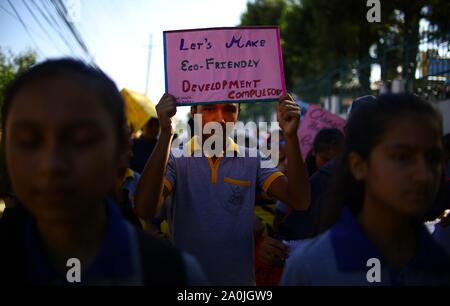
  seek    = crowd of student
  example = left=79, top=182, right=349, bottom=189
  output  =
left=0, top=58, right=449, bottom=286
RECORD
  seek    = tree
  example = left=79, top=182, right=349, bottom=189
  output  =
left=0, top=49, right=37, bottom=197
left=238, top=0, right=450, bottom=112
left=239, top=0, right=287, bottom=122
left=282, top=0, right=394, bottom=99
left=0, top=48, right=38, bottom=122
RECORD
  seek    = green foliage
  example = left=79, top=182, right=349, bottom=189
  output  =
left=238, top=0, right=449, bottom=116
left=0, top=48, right=38, bottom=122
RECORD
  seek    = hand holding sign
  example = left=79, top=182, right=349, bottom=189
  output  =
left=277, top=94, right=301, bottom=139
left=156, top=93, right=177, bottom=136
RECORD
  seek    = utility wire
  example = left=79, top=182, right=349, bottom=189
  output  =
left=50, top=0, right=94, bottom=62
left=7, top=0, right=43, bottom=56
left=22, top=0, right=66, bottom=54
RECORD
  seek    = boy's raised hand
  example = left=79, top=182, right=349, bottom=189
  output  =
left=156, top=93, right=177, bottom=135
left=277, top=94, right=301, bottom=138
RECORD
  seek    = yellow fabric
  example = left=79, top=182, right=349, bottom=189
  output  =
left=120, top=88, right=157, bottom=133
left=254, top=204, right=276, bottom=235
left=223, top=177, right=252, bottom=187
left=139, top=218, right=148, bottom=230
left=262, top=171, right=285, bottom=194
left=207, top=157, right=222, bottom=184
left=160, top=220, right=170, bottom=238
left=121, top=168, right=135, bottom=185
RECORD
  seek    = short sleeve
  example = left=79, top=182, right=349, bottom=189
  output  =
left=257, top=151, right=285, bottom=194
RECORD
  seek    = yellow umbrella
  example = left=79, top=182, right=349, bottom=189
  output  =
left=120, top=88, right=157, bottom=133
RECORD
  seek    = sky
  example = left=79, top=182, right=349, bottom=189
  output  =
left=0, top=0, right=250, bottom=121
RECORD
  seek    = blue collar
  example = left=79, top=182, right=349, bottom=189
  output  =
left=330, top=207, right=450, bottom=273
left=25, top=198, right=135, bottom=284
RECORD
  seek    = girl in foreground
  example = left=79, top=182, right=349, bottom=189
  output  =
left=281, top=93, right=450, bottom=285
left=0, top=58, right=206, bottom=285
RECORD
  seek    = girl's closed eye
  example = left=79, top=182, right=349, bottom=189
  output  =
left=67, top=127, right=104, bottom=148
left=11, top=129, right=42, bottom=149
left=390, top=151, right=412, bottom=163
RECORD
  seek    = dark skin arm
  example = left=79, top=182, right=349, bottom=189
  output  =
left=266, top=95, right=310, bottom=211
left=134, top=94, right=176, bottom=219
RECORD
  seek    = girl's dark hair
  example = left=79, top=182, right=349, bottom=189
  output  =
left=0, top=58, right=127, bottom=197
left=319, top=93, right=443, bottom=233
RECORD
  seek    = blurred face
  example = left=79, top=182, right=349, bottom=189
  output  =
left=315, top=146, right=341, bottom=169
left=5, top=76, right=122, bottom=223
left=143, top=118, right=159, bottom=139
left=192, top=103, right=239, bottom=140
left=354, top=115, right=443, bottom=217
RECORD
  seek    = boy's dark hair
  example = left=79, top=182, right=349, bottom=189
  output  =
left=319, top=93, right=443, bottom=232
left=0, top=58, right=127, bottom=197
left=305, top=128, right=344, bottom=176
left=312, top=128, right=345, bottom=153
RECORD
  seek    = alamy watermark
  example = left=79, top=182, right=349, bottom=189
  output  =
left=366, top=0, right=381, bottom=23
left=65, top=0, right=81, bottom=23
left=366, top=258, right=381, bottom=283
left=171, top=114, right=280, bottom=169
left=66, top=257, right=81, bottom=283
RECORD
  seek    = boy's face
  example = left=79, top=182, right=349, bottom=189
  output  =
left=5, top=76, right=121, bottom=223
left=315, top=146, right=341, bottom=169
left=143, top=117, right=159, bottom=139
left=192, top=103, right=239, bottom=140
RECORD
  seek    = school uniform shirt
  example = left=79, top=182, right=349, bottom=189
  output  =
left=164, top=136, right=284, bottom=286
left=23, top=199, right=207, bottom=286
left=281, top=207, right=450, bottom=286
left=433, top=222, right=450, bottom=256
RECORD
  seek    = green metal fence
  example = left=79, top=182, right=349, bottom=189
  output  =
left=294, top=25, right=450, bottom=115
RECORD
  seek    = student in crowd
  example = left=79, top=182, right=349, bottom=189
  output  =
left=0, top=58, right=207, bottom=286
left=310, top=95, right=376, bottom=236
left=281, top=93, right=450, bottom=285
left=134, top=93, right=311, bottom=285
left=130, top=117, right=160, bottom=174
left=305, top=128, right=345, bottom=177
left=275, top=127, right=344, bottom=241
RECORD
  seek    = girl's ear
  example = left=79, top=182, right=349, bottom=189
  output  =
left=348, top=152, right=368, bottom=181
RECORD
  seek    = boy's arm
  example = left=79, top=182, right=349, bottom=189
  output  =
left=134, top=94, right=176, bottom=219
left=266, top=95, right=310, bottom=211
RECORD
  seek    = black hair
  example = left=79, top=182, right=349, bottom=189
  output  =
left=312, top=128, right=345, bottom=153
left=0, top=58, right=127, bottom=197
left=319, top=93, right=443, bottom=232
left=1, top=58, right=126, bottom=142
left=444, top=133, right=450, bottom=154
left=305, top=128, right=345, bottom=176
